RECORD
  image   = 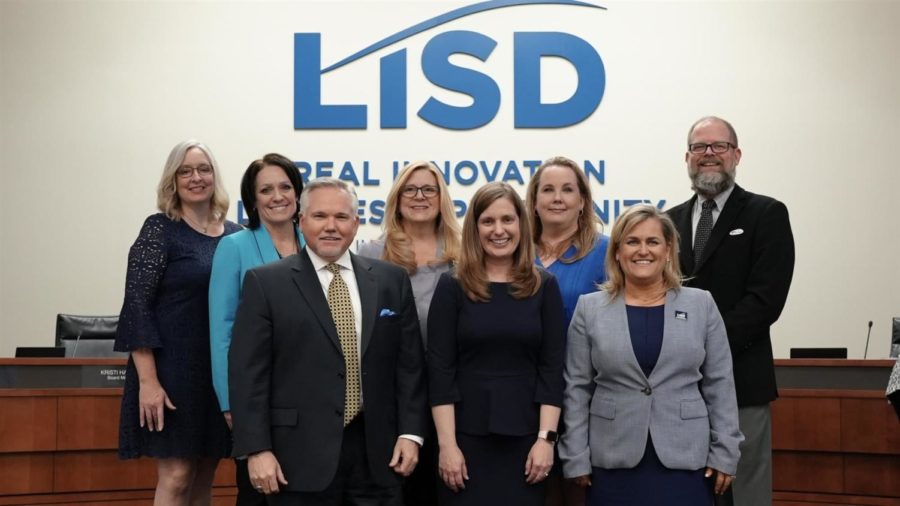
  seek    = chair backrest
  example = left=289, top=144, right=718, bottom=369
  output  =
left=55, top=314, right=126, bottom=358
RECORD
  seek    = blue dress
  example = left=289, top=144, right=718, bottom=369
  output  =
left=115, top=213, right=241, bottom=459
left=536, top=236, right=609, bottom=330
left=586, top=305, right=713, bottom=506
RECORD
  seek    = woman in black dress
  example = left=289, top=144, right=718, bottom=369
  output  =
left=428, top=182, right=565, bottom=506
left=115, top=140, right=240, bottom=505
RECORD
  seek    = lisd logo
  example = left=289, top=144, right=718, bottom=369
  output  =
left=294, top=0, right=606, bottom=130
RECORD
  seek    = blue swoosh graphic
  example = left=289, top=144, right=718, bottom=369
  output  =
left=321, top=0, right=606, bottom=73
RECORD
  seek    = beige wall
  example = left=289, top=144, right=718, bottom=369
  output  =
left=1, top=0, right=898, bottom=357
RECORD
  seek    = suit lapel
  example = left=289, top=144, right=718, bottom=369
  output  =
left=291, top=249, right=342, bottom=353
left=610, top=296, right=649, bottom=384
left=694, top=185, right=748, bottom=272
left=675, top=195, right=697, bottom=272
left=647, top=289, right=676, bottom=384
left=351, top=253, right=377, bottom=358
left=252, top=226, right=281, bottom=264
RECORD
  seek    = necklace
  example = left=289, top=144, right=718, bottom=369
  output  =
left=182, top=214, right=209, bottom=234
left=276, top=239, right=298, bottom=258
left=626, top=288, right=666, bottom=306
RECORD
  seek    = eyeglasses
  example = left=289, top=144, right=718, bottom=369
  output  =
left=688, top=142, right=735, bottom=155
left=400, top=185, right=439, bottom=198
left=176, top=164, right=213, bottom=178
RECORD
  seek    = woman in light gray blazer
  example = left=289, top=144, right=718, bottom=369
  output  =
left=559, top=205, right=742, bottom=505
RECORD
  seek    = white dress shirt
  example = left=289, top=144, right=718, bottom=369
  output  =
left=691, top=184, right=735, bottom=246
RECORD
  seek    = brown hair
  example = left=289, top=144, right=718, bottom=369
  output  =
left=457, top=182, right=540, bottom=302
left=380, top=161, right=461, bottom=273
left=526, top=156, right=601, bottom=263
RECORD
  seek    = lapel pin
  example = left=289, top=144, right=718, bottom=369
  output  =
left=675, top=311, right=688, bottom=321
left=729, top=228, right=744, bottom=236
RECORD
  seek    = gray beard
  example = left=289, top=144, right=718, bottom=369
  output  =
left=690, top=170, right=734, bottom=198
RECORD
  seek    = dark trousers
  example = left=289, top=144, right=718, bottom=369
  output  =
left=267, top=416, right=402, bottom=506
left=236, top=458, right=267, bottom=506
left=402, top=418, right=438, bottom=506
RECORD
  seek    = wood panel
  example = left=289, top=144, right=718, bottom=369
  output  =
left=772, top=396, right=842, bottom=451
left=212, top=459, right=236, bottom=486
left=57, top=396, right=121, bottom=450
left=0, top=397, right=57, bottom=452
left=773, top=451, right=844, bottom=494
left=0, top=453, right=54, bottom=495
left=841, top=398, right=900, bottom=454
left=844, top=454, right=900, bottom=498
left=774, top=491, right=900, bottom=505
left=54, top=452, right=157, bottom=493
left=0, top=487, right=237, bottom=505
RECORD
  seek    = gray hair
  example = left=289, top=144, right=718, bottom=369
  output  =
left=299, top=177, right=358, bottom=214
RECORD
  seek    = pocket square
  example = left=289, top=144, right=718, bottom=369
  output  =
left=379, top=308, right=397, bottom=317
left=729, top=228, right=744, bottom=236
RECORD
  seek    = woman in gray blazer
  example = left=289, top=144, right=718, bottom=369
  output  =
left=559, top=205, right=742, bottom=505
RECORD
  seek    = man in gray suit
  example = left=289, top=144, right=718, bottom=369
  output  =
left=229, top=178, right=427, bottom=505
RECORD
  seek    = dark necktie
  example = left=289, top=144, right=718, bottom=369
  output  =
left=693, top=199, right=717, bottom=269
left=325, top=263, right=360, bottom=425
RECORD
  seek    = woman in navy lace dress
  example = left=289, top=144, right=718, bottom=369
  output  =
left=115, top=140, right=240, bottom=505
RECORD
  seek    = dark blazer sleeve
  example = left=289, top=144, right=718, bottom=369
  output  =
left=535, top=273, right=565, bottom=407
left=393, top=268, right=428, bottom=436
left=721, top=199, right=794, bottom=353
left=427, top=273, right=461, bottom=406
left=228, top=269, right=275, bottom=457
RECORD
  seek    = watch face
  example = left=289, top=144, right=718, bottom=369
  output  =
left=546, top=431, right=559, bottom=442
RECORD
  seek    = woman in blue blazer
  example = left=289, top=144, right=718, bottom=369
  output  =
left=559, top=205, right=742, bottom=506
left=208, top=153, right=304, bottom=505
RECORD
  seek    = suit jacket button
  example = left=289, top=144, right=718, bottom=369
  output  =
left=338, top=372, right=345, bottom=379
left=336, top=409, right=343, bottom=417
left=641, top=387, right=652, bottom=395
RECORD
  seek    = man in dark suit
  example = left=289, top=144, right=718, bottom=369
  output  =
left=229, top=177, right=427, bottom=505
left=667, top=116, right=795, bottom=506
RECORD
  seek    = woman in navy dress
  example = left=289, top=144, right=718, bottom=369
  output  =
left=526, top=156, right=609, bottom=506
left=358, top=160, right=461, bottom=506
left=428, top=182, right=565, bottom=506
left=115, top=140, right=240, bottom=505
left=559, top=205, right=741, bottom=505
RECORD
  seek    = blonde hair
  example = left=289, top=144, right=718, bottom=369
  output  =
left=457, top=183, right=540, bottom=302
left=381, top=161, right=461, bottom=273
left=602, top=204, right=682, bottom=299
left=156, top=140, right=229, bottom=222
left=526, top=156, right=601, bottom=263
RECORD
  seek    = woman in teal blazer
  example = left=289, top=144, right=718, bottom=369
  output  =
left=208, top=153, right=304, bottom=505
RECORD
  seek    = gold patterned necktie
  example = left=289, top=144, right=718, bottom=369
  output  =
left=325, top=263, right=361, bottom=425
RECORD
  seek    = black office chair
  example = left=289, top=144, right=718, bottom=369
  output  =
left=55, top=314, right=126, bottom=358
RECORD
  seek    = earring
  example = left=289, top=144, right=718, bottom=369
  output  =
left=578, top=209, right=584, bottom=216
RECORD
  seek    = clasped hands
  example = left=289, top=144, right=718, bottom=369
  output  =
left=438, top=437, right=554, bottom=492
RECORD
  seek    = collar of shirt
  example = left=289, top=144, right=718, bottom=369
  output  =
left=691, top=184, right=735, bottom=244
left=306, top=247, right=354, bottom=275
